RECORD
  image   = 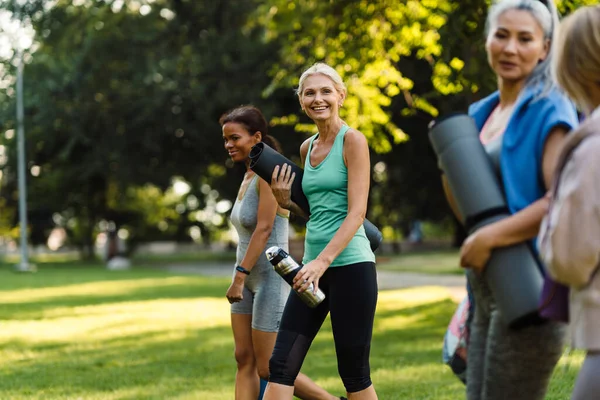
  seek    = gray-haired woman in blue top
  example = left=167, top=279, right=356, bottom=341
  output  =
left=443, top=1, right=579, bottom=399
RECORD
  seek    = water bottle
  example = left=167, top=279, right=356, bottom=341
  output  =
left=265, top=246, right=326, bottom=308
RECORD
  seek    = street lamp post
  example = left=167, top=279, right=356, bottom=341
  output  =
left=14, top=51, right=34, bottom=272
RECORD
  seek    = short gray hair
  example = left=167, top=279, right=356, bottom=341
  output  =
left=486, top=0, right=560, bottom=96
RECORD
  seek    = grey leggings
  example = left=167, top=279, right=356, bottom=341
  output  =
left=571, top=352, right=600, bottom=400
left=466, top=270, right=567, bottom=400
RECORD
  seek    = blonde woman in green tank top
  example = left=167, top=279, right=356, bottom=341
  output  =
left=266, top=64, right=378, bottom=399
left=220, top=106, right=340, bottom=400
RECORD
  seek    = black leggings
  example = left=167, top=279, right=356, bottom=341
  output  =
left=269, top=262, right=378, bottom=393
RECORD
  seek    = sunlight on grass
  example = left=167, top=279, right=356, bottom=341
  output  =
left=0, top=266, right=580, bottom=399
left=0, top=277, right=203, bottom=303
left=0, top=252, right=82, bottom=264
left=0, top=298, right=229, bottom=344
left=378, top=286, right=454, bottom=307
left=378, top=251, right=462, bottom=275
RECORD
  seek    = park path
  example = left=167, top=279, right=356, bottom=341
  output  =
left=163, top=262, right=467, bottom=302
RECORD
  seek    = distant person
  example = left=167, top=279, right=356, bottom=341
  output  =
left=539, top=5, right=600, bottom=400
left=220, top=105, right=339, bottom=400
left=440, top=1, right=578, bottom=399
left=265, top=62, right=378, bottom=400
left=408, top=220, right=423, bottom=244
left=104, top=228, right=130, bottom=270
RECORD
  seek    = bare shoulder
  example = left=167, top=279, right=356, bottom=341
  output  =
left=300, top=137, right=312, bottom=162
left=343, top=127, right=368, bottom=149
left=257, top=175, right=271, bottom=192
left=342, top=128, right=369, bottom=168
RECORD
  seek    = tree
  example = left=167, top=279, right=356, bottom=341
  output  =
left=0, top=0, right=285, bottom=256
left=248, top=0, right=595, bottom=243
left=1, top=0, right=596, bottom=255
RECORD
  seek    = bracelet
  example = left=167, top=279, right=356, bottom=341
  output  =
left=235, top=265, right=251, bottom=275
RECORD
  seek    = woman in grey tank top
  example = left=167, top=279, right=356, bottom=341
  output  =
left=220, top=106, right=340, bottom=400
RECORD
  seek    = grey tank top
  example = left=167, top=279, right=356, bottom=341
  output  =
left=485, top=134, right=503, bottom=181
left=230, top=175, right=289, bottom=265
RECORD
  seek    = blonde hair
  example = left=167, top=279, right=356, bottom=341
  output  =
left=553, top=5, right=600, bottom=115
left=296, top=62, right=346, bottom=97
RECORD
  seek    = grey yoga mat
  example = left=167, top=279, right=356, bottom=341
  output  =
left=429, top=113, right=544, bottom=329
left=249, top=142, right=383, bottom=252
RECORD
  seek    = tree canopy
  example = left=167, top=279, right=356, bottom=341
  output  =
left=0, top=0, right=595, bottom=255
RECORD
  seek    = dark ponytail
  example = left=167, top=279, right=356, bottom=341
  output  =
left=262, top=134, right=283, bottom=154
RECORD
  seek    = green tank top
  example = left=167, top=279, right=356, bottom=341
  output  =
left=301, top=125, right=375, bottom=267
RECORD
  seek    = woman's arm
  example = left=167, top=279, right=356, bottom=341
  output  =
left=238, top=178, right=280, bottom=271
left=460, top=126, right=568, bottom=269
left=270, top=139, right=311, bottom=220
left=441, top=175, right=464, bottom=222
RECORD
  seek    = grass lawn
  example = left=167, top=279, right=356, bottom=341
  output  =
left=376, top=250, right=464, bottom=275
left=130, top=251, right=236, bottom=265
left=0, top=263, right=580, bottom=399
left=0, top=250, right=237, bottom=267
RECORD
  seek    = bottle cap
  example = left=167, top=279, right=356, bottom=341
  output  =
left=265, top=246, right=288, bottom=266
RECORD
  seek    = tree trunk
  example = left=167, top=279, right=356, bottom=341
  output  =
left=82, top=212, right=96, bottom=260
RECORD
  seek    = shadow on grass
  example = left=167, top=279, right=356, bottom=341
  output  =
left=1, top=325, right=237, bottom=399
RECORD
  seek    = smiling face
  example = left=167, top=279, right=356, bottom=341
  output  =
left=222, top=122, right=261, bottom=163
left=299, top=73, right=346, bottom=122
left=486, top=9, right=549, bottom=84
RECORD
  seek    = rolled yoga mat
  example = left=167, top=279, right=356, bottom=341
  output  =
left=429, top=113, right=544, bottom=329
left=249, top=142, right=383, bottom=252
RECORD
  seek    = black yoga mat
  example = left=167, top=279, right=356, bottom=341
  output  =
left=249, top=142, right=383, bottom=252
left=429, top=114, right=544, bottom=329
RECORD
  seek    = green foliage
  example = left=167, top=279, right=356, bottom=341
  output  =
left=0, top=0, right=596, bottom=249
left=252, top=0, right=461, bottom=151
left=0, top=0, right=282, bottom=252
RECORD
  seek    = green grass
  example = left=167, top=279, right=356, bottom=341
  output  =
left=0, top=252, right=95, bottom=266
left=131, top=250, right=236, bottom=265
left=0, top=264, right=580, bottom=399
left=0, top=249, right=236, bottom=268
left=377, top=250, right=465, bottom=275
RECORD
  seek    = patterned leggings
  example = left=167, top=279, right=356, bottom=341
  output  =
left=466, top=270, right=566, bottom=400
